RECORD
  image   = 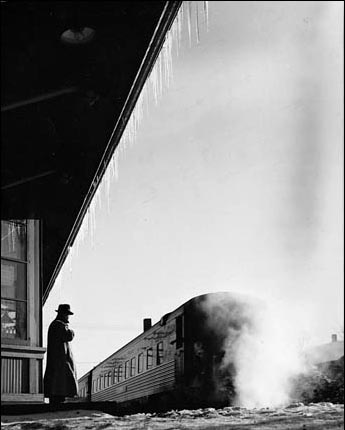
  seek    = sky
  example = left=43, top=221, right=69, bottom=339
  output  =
left=43, top=1, right=344, bottom=379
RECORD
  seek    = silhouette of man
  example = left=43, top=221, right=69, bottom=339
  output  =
left=44, top=304, right=78, bottom=405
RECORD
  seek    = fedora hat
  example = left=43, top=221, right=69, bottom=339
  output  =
left=55, top=304, right=74, bottom=315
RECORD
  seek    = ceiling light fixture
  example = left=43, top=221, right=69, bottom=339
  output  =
left=60, top=27, right=95, bottom=45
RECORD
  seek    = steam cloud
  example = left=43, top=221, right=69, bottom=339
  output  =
left=201, top=292, right=308, bottom=408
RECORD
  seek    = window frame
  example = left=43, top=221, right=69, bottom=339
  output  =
left=124, top=360, right=130, bottom=379
left=113, top=366, right=118, bottom=384
left=1, top=220, right=28, bottom=343
left=1, top=220, right=40, bottom=347
left=146, top=347, right=153, bottom=370
left=130, top=357, right=136, bottom=377
left=156, top=341, right=164, bottom=365
left=138, top=352, right=144, bottom=373
left=118, top=364, right=123, bottom=382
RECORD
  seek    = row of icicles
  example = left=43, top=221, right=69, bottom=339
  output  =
left=53, top=1, right=210, bottom=293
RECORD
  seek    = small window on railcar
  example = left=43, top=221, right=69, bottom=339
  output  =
left=138, top=353, right=144, bottom=373
left=156, top=342, right=164, bottom=365
left=176, top=315, right=183, bottom=348
left=118, top=364, right=123, bottom=381
left=146, top=348, right=153, bottom=369
left=130, top=357, right=136, bottom=377
left=125, top=361, right=130, bottom=379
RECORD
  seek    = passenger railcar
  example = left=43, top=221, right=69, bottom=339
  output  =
left=78, top=292, right=256, bottom=409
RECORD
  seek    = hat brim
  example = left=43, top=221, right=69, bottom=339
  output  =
left=55, top=309, right=74, bottom=315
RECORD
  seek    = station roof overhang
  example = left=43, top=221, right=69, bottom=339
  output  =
left=1, top=1, right=181, bottom=303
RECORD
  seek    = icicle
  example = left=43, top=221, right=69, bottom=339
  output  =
left=187, top=1, right=193, bottom=47
left=172, top=13, right=179, bottom=57
left=158, top=54, right=163, bottom=99
left=203, top=1, right=209, bottom=32
left=195, top=1, right=200, bottom=44
left=51, top=1, right=211, bottom=289
left=105, top=164, right=111, bottom=213
left=67, top=246, right=73, bottom=274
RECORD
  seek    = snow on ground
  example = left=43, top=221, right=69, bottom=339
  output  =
left=1, top=403, right=344, bottom=429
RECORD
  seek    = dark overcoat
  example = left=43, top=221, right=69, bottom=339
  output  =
left=44, top=318, right=78, bottom=398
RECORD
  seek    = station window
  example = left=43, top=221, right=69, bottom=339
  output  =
left=138, top=353, right=144, bottom=373
left=118, top=364, right=123, bottom=382
left=125, top=361, right=130, bottom=379
left=146, top=348, right=153, bottom=369
left=92, top=380, right=95, bottom=393
left=130, top=357, right=136, bottom=377
left=1, top=220, right=28, bottom=340
left=113, top=367, right=118, bottom=384
left=156, top=342, right=164, bottom=365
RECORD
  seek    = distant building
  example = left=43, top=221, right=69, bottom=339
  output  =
left=305, top=335, right=344, bottom=365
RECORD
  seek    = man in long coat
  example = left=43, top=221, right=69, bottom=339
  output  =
left=44, top=304, right=78, bottom=404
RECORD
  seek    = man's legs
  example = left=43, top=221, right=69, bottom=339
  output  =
left=49, top=395, right=65, bottom=405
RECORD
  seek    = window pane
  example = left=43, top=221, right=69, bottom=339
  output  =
left=1, top=299, right=27, bottom=339
left=138, top=353, right=143, bottom=373
left=1, top=260, right=27, bottom=300
left=130, top=358, right=136, bottom=377
left=118, top=365, right=123, bottom=381
left=157, top=342, right=164, bottom=365
left=1, top=221, right=27, bottom=261
left=125, top=361, right=130, bottom=379
left=147, top=348, right=153, bottom=369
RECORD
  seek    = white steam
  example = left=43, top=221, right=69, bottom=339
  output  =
left=202, top=293, right=308, bottom=408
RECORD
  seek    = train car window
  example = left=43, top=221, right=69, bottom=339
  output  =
left=138, top=353, right=144, bottom=373
left=156, top=342, right=164, bottom=365
left=118, top=364, right=123, bottom=382
left=125, top=361, right=130, bottom=379
left=146, top=348, right=153, bottom=369
left=176, top=315, right=183, bottom=348
left=130, top=357, right=136, bottom=377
